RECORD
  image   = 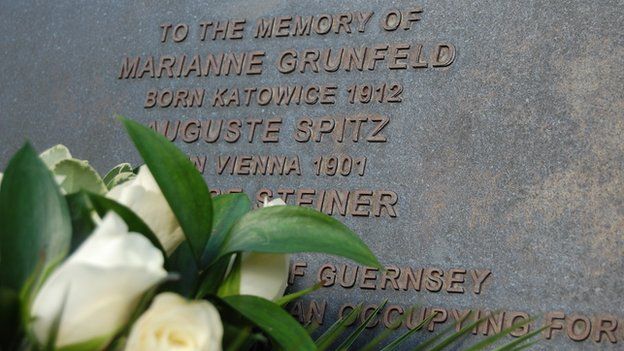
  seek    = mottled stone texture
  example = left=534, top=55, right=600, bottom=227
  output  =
left=0, top=1, right=622, bottom=349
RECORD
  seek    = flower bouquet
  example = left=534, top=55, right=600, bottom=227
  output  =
left=0, top=117, right=538, bottom=350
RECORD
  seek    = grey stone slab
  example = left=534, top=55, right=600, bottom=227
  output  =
left=0, top=1, right=623, bottom=349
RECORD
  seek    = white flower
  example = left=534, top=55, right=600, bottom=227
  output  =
left=31, top=212, right=167, bottom=348
left=237, top=197, right=290, bottom=301
left=0, top=172, right=3, bottom=186
left=238, top=252, right=290, bottom=301
left=39, top=144, right=72, bottom=169
left=263, top=197, right=287, bottom=208
left=125, top=293, right=223, bottom=351
left=107, top=165, right=184, bottom=254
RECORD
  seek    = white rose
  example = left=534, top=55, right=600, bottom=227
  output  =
left=107, top=165, right=184, bottom=254
left=39, top=144, right=72, bottom=169
left=234, top=197, right=290, bottom=301
left=125, top=293, right=223, bottom=351
left=31, top=212, right=167, bottom=348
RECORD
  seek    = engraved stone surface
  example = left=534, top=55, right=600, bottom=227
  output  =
left=1, top=1, right=623, bottom=349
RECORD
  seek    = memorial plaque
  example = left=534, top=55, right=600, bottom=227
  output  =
left=1, top=1, right=623, bottom=349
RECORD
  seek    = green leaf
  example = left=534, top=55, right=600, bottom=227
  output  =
left=412, top=311, right=475, bottom=351
left=53, top=159, right=107, bottom=194
left=19, top=256, right=64, bottom=348
left=0, top=143, right=71, bottom=291
left=224, top=325, right=253, bottom=351
left=361, top=311, right=405, bottom=351
left=164, top=241, right=200, bottom=297
left=103, top=163, right=135, bottom=189
left=316, top=304, right=362, bottom=351
left=428, top=313, right=488, bottom=351
left=86, top=192, right=168, bottom=261
left=492, top=326, right=547, bottom=351
left=0, top=288, right=20, bottom=350
left=39, top=144, right=72, bottom=169
left=275, top=283, right=321, bottom=307
left=56, top=336, right=111, bottom=351
left=65, top=193, right=97, bottom=252
left=103, top=163, right=133, bottom=184
left=222, top=295, right=315, bottom=351
left=378, top=310, right=437, bottom=351
left=120, top=116, right=213, bottom=262
left=217, top=254, right=242, bottom=298
left=202, top=193, right=251, bottom=266
left=195, top=255, right=232, bottom=299
left=305, top=321, right=321, bottom=335
left=464, top=316, right=533, bottom=351
left=337, top=300, right=388, bottom=350
left=221, top=324, right=268, bottom=351
left=508, top=339, right=540, bottom=351
left=196, top=194, right=251, bottom=298
left=412, top=323, right=458, bottom=351
left=219, top=205, right=380, bottom=268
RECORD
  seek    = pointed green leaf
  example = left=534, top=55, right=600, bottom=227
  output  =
left=316, top=304, right=362, bottom=350
left=56, top=336, right=111, bottom=351
left=361, top=312, right=404, bottom=351
left=217, top=254, right=242, bottom=298
left=275, top=283, right=321, bottom=307
left=337, top=300, right=388, bottom=350
left=103, top=163, right=135, bottom=189
left=224, top=325, right=253, bottom=351
left=412, top=323, right=457, bottom=351
left=19, top=255, right=63, bottom=346
left=0, top=288, right=20, bottom=350
left=306, top=320, right=321, bottom=334
left=492, top=326, right=547, bottom=351
left=65, top=193, right=98, bottom=252
left=202, top=193, right=251, bottom=265
left=53, top=159, right=107, bottom=194
left=39, top=144, right=72, bottom=169
left=164, top=242, right=200, bottom=297
left=464, top=316, right=533, bottom=351
left=428, top=314, right=488, bottom=351
left=378, top=310, right=437, bottom=351
left=220, top=322, right=268, bottom=351
left=196, top=194, right=252, bottom=298
left=196, top=255, right=232, bottom=299
left=0, top=143, right=71, bottom=291
left=361, top=328, right=396, bottom=351
left=508, top=339, right=540, bottom=351
left=412, top=311, right=472, bottom=351
left=220, top=206, right=380, bottom=268
left=103, top=163, right=133, bottom=184
left=223, top=295, right=315, bottom=351
left=120, top=116, right=213, bottom=262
